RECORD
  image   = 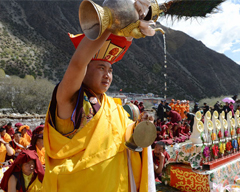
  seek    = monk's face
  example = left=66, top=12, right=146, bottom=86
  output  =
left=22, top=128, right=27, bottom=134
left=83, top=61, right=113, bottom=95
left=36, top=138, right=44, bottom=149
left=6, top=125, right=11, bottom=129
left=154, top=145, right=164, bottom=157
left=14, top=134, right=21, bottom=143
left=22, top=160, right=35, bottom=176
left=1, top=130, right=6, bottom=137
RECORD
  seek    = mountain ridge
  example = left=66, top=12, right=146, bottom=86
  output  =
left=0, top=0, right=239, bottom=100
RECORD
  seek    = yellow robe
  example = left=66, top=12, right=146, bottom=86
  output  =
left=2, top=133, right=11, bottom=143
left=36, top=146, right=45, bottom=165
left=0, top=143, right=7, bottom=164
left=22, top=176, right=43, bottom=192
left=43, top=94, right=151, bottom=192
left=23, top=133, right=31, bottom=143
left=0, top=143, right=15, bottom=165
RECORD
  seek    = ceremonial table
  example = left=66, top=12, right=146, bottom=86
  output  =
left=161, top=141, right=240, bottom=192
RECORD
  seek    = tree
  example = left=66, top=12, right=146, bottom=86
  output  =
left=0, top=68, right=5, bottom=78
left=0, top=75, right=55, bottom=114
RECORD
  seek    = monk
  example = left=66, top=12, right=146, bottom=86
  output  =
left=4, top=122, right=15, bottom=139
left=161, top=123, right=174, bottom=145
left=0, top=127, right=12, bottom=143
left=0, top=137, right=15, bottom=165
left=184, top=123, right=191, bottom=137
left=152, top=141, right=170, bottom=181
left=29, top=125, right=45, bottom=165
left=1, top=150, right=44, bottom=192
left=138, top=101, right=145, bottom=113
left=9, top=132, right=30, bottom=158
left=169, top=99, right=175, bottom=111
left=19, top=125, right=31, bottom=143
left=42, top=2, right=158, bottom=191
left=166, top=107, right=182, bottom=123
left=172, top=123, right=188, bottom=143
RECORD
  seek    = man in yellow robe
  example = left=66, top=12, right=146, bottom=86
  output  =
left=0, top=137, right=15, bottom=165
left=43, top=1, right=157, bottom=191
left=9, top=132, right=30, bottom=156
left=19, top=125, right=32, bottom=143
left=0, top=127, right=12, bottom=143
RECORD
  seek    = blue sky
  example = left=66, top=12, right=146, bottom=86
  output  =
left=157, top=0, right=240, bottom=64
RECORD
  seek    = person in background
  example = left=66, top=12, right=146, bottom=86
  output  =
left=184, top=123, right=191, bottom=137
left=174, top=100, right=180, bottom=114
left=193, top=102, right=199, bottom=113
left=134, top=100, right=139, bottom=107
left=4, top=122, right=15, bottom=139
left=9, top=132, right=30, bottom=159
left=185, top=100, right=190, bottom=113
left=229, top=102, right=234, bottom=117
left=138, top=101, right=145, bottom=113
left=15, top=122, right=23, bottom=132
left=0, top=137, right=15, bottom=165
left=214, top=101, right=221, bottom=114
left=184, top=111, right=195, bottom=132
left=152, top=126, right=162, bottom=148
left=203, top=103, right=209, bottom=116
left=161, top=123, right=174, bottom=145
left=0, top=127, right=12, bottom=143
left=166, top=107, right=182, bottom=124
left=29, top=125, right=45, bottom=165
left=173, top=123, right=188, bottom=142
left=1, top=150, right=44, bottom=192
left=237, top=105, right=240, bottom=111
left=152, top=141, right=170, bottom=182
left=19, top=125, right=32, bottom=143
left=169, top=99, right=175, bottom=111
left=179, top=100, right=186, bottom=119
left=157, top=100, right=166, bottom=122
left=223, top=102, right=231, bottom=119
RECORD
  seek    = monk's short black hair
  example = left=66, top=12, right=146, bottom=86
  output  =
left=155, top=141, right=166, bottom=150
left=7, top=122, right=12, bottom=126
left=14, top=131, right=22, bottom=135
left=156, top=126, right=161, bottom=132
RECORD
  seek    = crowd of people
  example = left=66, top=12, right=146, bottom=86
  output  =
left=0, top=122, right=45, bottom=191
left=130, top=100, right=145, bottom=113
left=1, top=98, right=239, bottom=189
left=151, top=96, right=240, bottom=183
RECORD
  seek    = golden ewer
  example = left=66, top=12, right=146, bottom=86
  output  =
left=79, top=0, right=166, bottom=40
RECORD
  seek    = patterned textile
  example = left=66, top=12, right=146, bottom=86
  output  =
left=162, top=156, right=240, bottom=191
left=165, top=141, right=203, bottom=169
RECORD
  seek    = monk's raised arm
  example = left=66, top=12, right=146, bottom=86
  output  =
left=56, top=30, right=111, bottom=119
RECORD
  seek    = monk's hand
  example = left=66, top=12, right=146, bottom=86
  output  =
left=159, top=152, right=165, bottom=163
left=136, top=111, right=154, bottom=125
left=0, top=138, right=6, bottom=144
left=16, top=149, right=21, bottom=153
left=134, top=0, right=150, bottom=20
